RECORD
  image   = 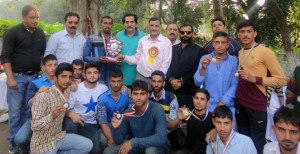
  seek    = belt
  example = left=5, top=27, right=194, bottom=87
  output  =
left=14, top=71, right=37, bottom=75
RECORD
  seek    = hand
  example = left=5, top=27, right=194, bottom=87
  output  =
left=121, top=85, right=127, bottom=92
left=98, top=56, right=108, bottom=63
left=119, top=140, right=132, bottom=154
left=238, top=69, right=256, bottom=83
left=70, top=81, right=79, bottom=92
left=51, top=105, right=65, bottom=119
left=201, top=57, right=211, bottom=70
left=206, top=128, right=217, bottom=142
left=217, top=100, right=225, bottom=107
left=107, top=138, right=115, bottom=146
left=177, top=106, right=189, bottom=120
left=116, top=54, right=124, bottom=60
left=6, top=77, right=18, bottom=90
left=37, top=86, right=50, bottom=94
left=170, top=79, right=181, bottom=90
left=68, top=111, right=85, bottom=126
left=111, top=112, right=124, bottom=128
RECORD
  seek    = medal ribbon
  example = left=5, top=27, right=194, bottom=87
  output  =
left=122, top=102, right=149, bottom=117
left=56, top=88, right=67, bottom=102
left=186, top=109, right=208, bottom=121
left=215, top=130, right=235, bottom=154
left=239, top=42, right=256, bottom=69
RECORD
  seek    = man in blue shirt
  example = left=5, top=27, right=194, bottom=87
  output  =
left=207, top=105, right=257, bottom=154
left=97, top=68, right=130, bottom=147
left=104, top=80, right=169, bottom=154
left=83, top=16, right=119, bottom=83
left=116, top=13, right=145, bottom=87
left=193, top=31, right=238, bottom=124
left=14, top=54, right=57, bottom=153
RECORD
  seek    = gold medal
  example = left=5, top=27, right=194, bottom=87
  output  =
left=297, top=96, right=300, bottom=102
left=234, top=72, right=239, bottom=77
left=147, top=47, right=159, bottom=64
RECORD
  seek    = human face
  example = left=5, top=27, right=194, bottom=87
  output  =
left=213, top=36, right=229, bottom=55
left=212, top=20, right=226, bottom=33
left=85, top=67, right=99, bottom=84
left=151, top=75, right=164, bottom=93
left=213, top=117, right=234, bottom=141
left=73, top=64, right=83, bottom=79
left=101, top=18, right=113, bottom=35
left=124, top=16, right=137, bottom=34
left=180, top=26, right=193, bottom=43
left=42, top=60, right=57, bottom=77
left=273, top=120, right=300, bottom=152
left=166, top=24, right=179, bottom=42
left=237, top=26, right=257, bottom=48
left=56, top=71, right=73, bottom=90
left=22, top=9, right=40, bottom=30
left=131, top=89, right=149, bottom=107
left=148, top=20, right=161, bottom=37
left=109, top=76, right=123, bottom=93
left=64, top=16, right=79, bottom=36
left=193, top=92, right=210, bottom=112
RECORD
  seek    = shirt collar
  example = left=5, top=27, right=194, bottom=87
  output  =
left=211, top=51, right=229, bottom=60
left=124, top=29, right=139, bottom=36
left=150, top=89, right=166, bottom=100
left=63, top=29, right=79, bottom=37
left=40, top=73, right=49, bottom=82
left=146, top=33, right=163, bottom=42
left=21, top=23, right=36, bottom=32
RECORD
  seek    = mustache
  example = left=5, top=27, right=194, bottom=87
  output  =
left=169, top=33, right=175, bottom=36
left=70, top=26, right=77, bottom=29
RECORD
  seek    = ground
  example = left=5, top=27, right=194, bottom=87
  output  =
left=0, top=110, right=9, bottom=154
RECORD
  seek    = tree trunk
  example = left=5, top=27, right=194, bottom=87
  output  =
left=71, top=0, right=100, bottom=37
left=265, top=0, right=298, bottom=75
left=212, top=0, right=222, bottom=18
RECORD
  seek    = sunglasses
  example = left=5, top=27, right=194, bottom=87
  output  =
left=180, top=31, right=192, bottom=35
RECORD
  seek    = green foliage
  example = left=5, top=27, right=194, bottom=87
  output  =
left=0, top=19, right=20, bottom=36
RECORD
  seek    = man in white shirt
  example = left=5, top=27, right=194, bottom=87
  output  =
left=264, top=107, right=300, bottom=154
left=45, top=12, right=86, bottom=64
left=166, top=22, right=180, bottom=45
left=117, top=17, right=172, bottom=89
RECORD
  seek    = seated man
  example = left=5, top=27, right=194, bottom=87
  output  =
left=14, top=54, right=57, bottom=153
left=264, top=107, right=300, bottom=154
left=177, top=88, right=215, bottom=154
left=63, top=62, right=108, bottom=154
left=104, top=80, right=169, bottom=154
left=207, top=105, right=257, bottom=154
left=97, top=68, right=131, bottom=147
left=149, top=70, right=186, bottom=150
left=31, top=63, right=93, bottom=154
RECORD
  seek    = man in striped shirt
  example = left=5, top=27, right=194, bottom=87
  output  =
left=30, top=63, right=92, bottom=154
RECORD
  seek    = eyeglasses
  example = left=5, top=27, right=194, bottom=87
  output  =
left=67, top=21, right=79, bottom=25
left=180, top=31, right=192, bottom=35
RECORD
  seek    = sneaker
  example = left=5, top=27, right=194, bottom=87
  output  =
left=0, top=113, right=8, bottom=123
left=8, top=142, right=19, bottom=154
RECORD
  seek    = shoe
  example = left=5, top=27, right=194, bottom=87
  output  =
left=0, top=113, right=8, bottom=122
left=8, top=142, right=19, bottom=154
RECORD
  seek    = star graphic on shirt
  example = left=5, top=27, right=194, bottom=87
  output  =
left=83, top=97, right=97, bottom=113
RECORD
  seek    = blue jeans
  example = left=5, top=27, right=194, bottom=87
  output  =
left=43, top=133, right=93, bottom=154
left=7, top=73, right=37, bottom=141
left=63, top=117, right=101, bottom=154
left=104, top=143, right=166, bottom=154
left=14, top=119, right=32, bottom=152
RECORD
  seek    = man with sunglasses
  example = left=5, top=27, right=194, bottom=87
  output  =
left=45, top=12, right=86, bottom=64
left=166, top=24, right=205, bottom=109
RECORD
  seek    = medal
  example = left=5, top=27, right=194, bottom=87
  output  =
left=63, top=102, right=70, bottom=109
left=297, top=96, right=300, bottom=102
left=182, top=108, right=190, bottom=117
left=211, top=57, right=217, bottom=63
left=56, top=87, right=69, bottom=110
left=234, top=72, right=239, bottom=77
left=116, top=113, right=122, bottom=120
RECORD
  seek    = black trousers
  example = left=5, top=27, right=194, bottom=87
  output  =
left=235, top=102, right=267, bottom=154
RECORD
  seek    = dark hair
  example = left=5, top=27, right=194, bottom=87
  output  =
left=131, top=80, right=148, bottom=93
left=22, top=5, right=39, bottom=16
left=55, top=63, right=74, bottom=77
left=109, top=67, right=123, bottom=78
left=122, top=13, right=138, bottom=24
left=211, top=18, right=226, bottom=26
left=71, top=59, right=84, bottom=68
left=213, top=105, right=233, bottom=120
left=148, top=17, right=161, bottom=25
left=151, top=70, right=165, bottom=81
left=194, top=88, right=210, bottom=100
left=166, top=22, right=178, bottom=30
left=274, top=107, right=300, bottom=129
left=42, top=54, right=57, bottom=65
left=213, top=31, right=229, bottom=39
left=180, top=24, right=194, bottom=32
left=101, top=15, right=113, bottom=23
left=84, top=62, right=99, bottom=73
left=64, top=12, right=80, bottom=22
left=237, top=20, right=257, bottom=32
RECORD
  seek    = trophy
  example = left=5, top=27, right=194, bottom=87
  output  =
left=106, top=38, right=123, bottom=63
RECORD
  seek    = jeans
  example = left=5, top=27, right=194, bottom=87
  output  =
left=63, top=117, right=101, bottom=154
left=14, top=119, right=32, bottom=152
left=43, top=133, right=93, bottom=154
left=104, top=143, right=166, bottom=154
left=7, top=73, right=37, bottom=141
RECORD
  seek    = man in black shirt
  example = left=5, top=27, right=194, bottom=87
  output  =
left=0, top=5, right=46, bottom=153
left=166, top=24, right=205, bottom=109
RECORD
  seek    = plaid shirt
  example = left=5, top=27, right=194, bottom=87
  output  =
left=30, top=85, right=70, bottom=153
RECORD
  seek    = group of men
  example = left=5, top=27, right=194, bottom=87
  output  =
left=0, top=4, right=298, bottom=154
